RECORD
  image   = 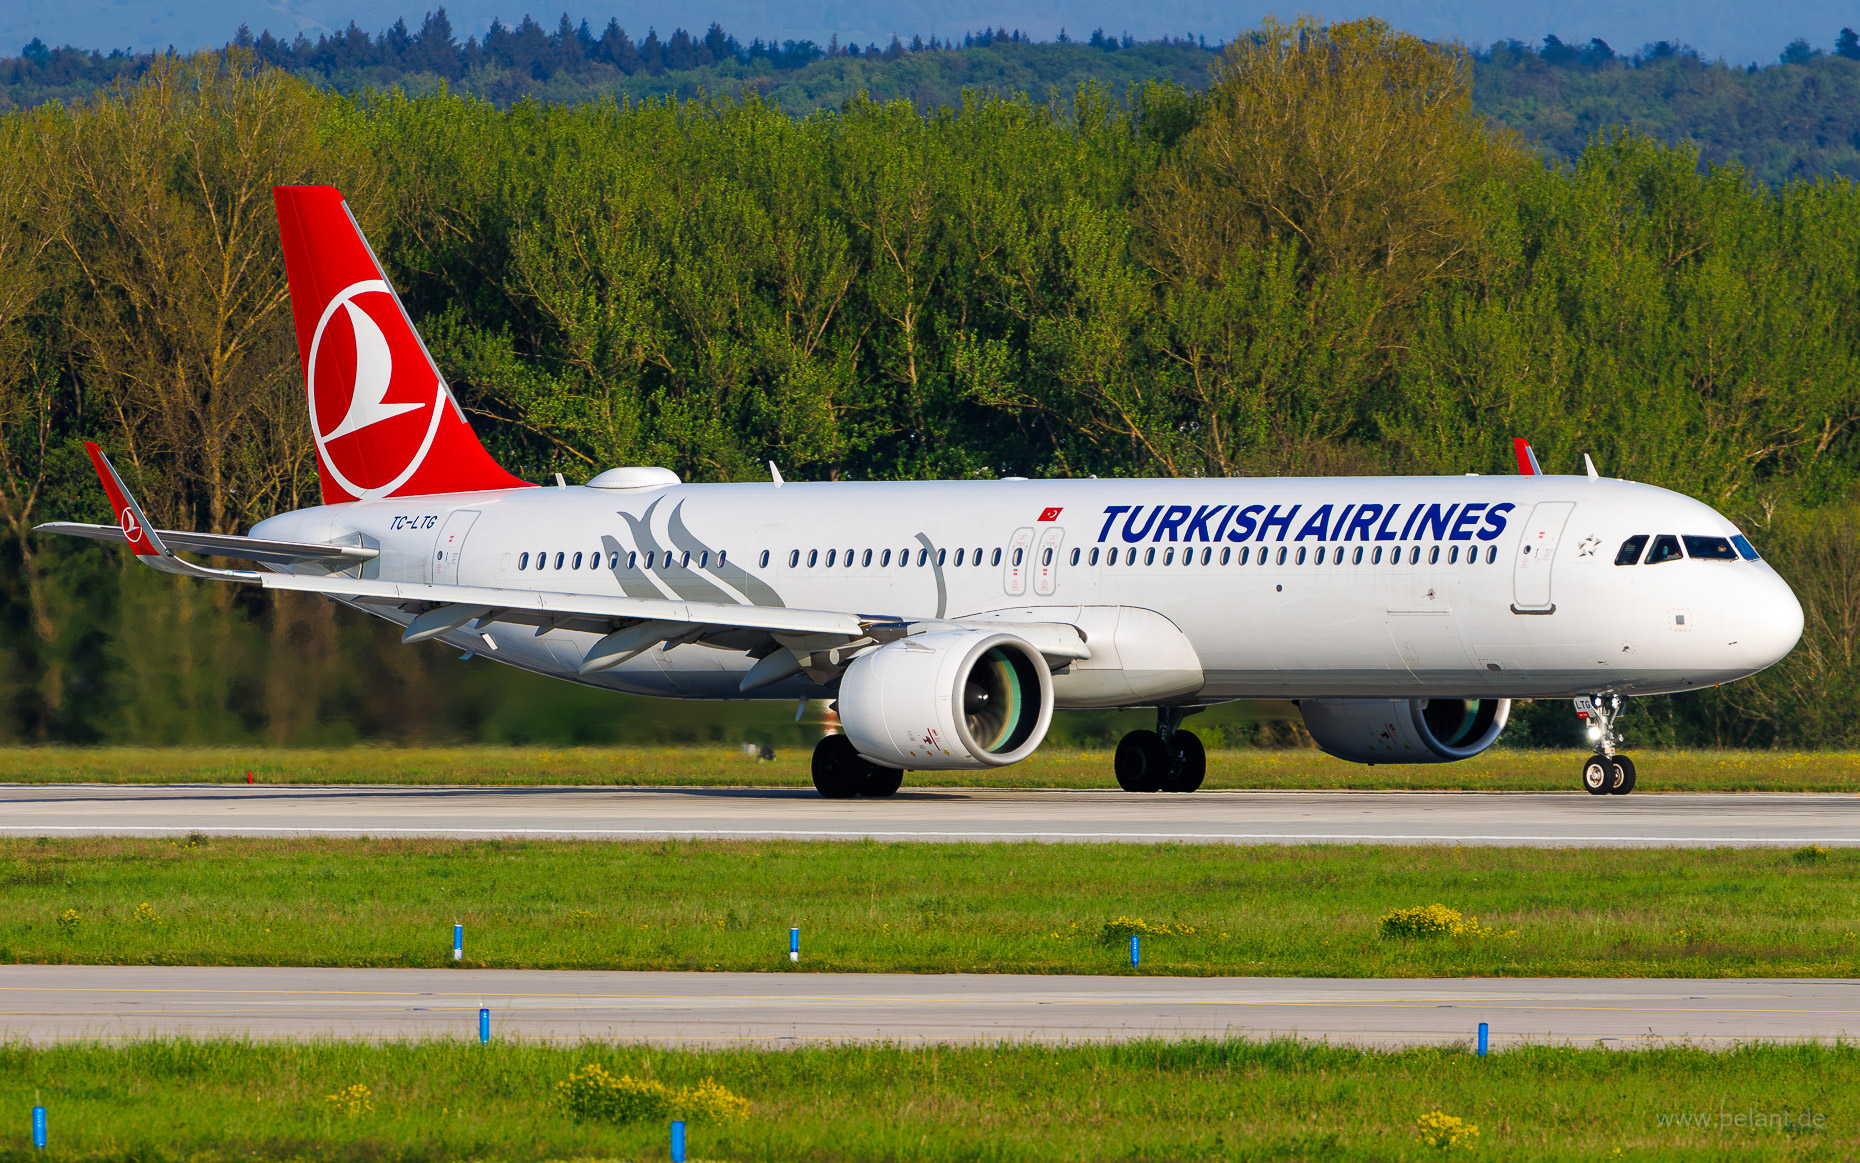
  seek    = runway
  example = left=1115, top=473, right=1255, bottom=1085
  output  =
left=5, top=784, right=1860, bottom=847
left=4, top=966, right=1855, bottom=1048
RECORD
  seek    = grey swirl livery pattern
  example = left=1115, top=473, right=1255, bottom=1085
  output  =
left=607, top=497, right=788, bottom=608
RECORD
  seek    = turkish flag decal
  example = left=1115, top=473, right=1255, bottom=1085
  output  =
left=1037, top=507, right=1063, bottom=522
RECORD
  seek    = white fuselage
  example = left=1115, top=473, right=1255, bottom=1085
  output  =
left=252, top=474, right=1803, bottom=705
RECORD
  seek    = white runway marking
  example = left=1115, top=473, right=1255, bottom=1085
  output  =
left=6, top=784, right=1860, bottom=847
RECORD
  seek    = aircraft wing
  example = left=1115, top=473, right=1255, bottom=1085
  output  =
left=257, top=570, right=1089, bottom=690
left=34, top=522, right=378, bottom=566
left=53, top=441, right=1088, bottom=692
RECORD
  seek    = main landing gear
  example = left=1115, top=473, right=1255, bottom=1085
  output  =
left=1114, top=708, right=1206, bottom=793
left=1577, top=693, right=1636, bottom=796
left=811, top=733, right=905, bottom=799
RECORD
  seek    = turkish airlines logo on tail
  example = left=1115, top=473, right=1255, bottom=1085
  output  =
left=307, top=279, right=446, bottom=501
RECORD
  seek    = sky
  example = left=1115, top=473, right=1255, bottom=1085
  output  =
left=7, top=0, right=1858, bottom=65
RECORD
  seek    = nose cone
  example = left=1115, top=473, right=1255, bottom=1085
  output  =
left=1740, top=569, right=1805, bottom=670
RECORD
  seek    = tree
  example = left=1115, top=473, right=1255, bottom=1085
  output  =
left=1139, top=17, right=1515, bottom=300
left=1781, top=38, right=1820, bottom=65
left=1837, top=28, right=1860, bottom=61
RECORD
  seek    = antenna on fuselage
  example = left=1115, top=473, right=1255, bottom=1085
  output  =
left=1583, top=454, right=1599, bottom=480
left=769, top=461, right=784, bottom=488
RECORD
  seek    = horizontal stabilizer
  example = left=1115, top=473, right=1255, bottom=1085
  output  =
left=34, top=522, right=378, bottom=566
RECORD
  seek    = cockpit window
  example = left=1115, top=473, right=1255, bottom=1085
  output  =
left=1614, top=535, right=1648, bottom=566
left=1731, top=534, right=1761, bottom=561
left=1644, top=534, right=1683, bottom=565
left=1683, top=535, right=1737, bottom=561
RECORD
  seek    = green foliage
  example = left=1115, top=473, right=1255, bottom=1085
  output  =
left=4, top=1037, right=1859, bottom=1160
left=8, top=836, right=1860, bottom=977
left=3, top=38, right=1860, bottom=746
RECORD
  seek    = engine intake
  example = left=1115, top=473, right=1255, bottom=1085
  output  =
left=1300, top=697, right=1510, bottom=764
left=838, top=630, right=1054, bottom=770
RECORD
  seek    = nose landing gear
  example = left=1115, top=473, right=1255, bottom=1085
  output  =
left=1577, top=694, right=1636, bottom=796
left=1114, top=707, right=1206, bottom=793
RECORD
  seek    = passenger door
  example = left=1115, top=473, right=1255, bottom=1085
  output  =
left=431, top=510, right=479, bottom=585
left=1512, top=501, right=1574, bottom=611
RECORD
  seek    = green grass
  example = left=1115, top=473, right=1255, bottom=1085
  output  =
left=2, top=745, right=1858, bottom=791
left=0, top=1038, right=1854, bottom=1160
left=9, top=838, right=1860, bottom=977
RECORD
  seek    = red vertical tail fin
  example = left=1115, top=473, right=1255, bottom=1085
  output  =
left=273, top=186, right=533, bottom=504
left=1512, top=438, right=1543, bottom=476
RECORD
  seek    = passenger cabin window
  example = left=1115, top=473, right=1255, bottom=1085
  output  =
left=518, top=552, right=530, bottom=569
left=1220, top=548, right=1231, bottom=565
left=991, top=548, right=1002, bottom=566
left=717, top=551, right=726, bottom=567
left=1295, top=547, right=1306, bottom=565
left=759, top=550, right=770, bottom=568
left=1644, top=534, right=1683, bottom=565
left=1090, top=548, right=1100, bottom=565
left=938, top=549, right=947, bottom=566
left=553, top=552, right=565, bottom=570
left=627, top=551, right=638, bottom=569
left=1069, top=548, right=1080, bottom=566
left=862, top=549, right=873, bottom=567
left=844, top=549, right=855, bottom=568
left=787, top=550, right=799, bottom=568
left=1163, top=548, right=1175, bottom=565
left=1615, top=535, right=1648, bottom=565
left=1683, top=535, right=1737, bottom=560
left=881, top=549, right=892, bottom=567
left=807, top=550, right=819, bottom=567
left=1275, top=547, right=1288, bottom=565
left=955, top=549, right=966, bottom=566
left=1731, top=534, right=1760, bottom=561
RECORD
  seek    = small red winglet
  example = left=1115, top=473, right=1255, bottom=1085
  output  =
left=1512, top=438, right=1543, bottom=476
left=84, top=441, right=159, bottom=556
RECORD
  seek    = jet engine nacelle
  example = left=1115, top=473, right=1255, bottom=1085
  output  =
left=1300, top=697, right=1511, bottom=764
left=838, top=630, right=1054, bottom=770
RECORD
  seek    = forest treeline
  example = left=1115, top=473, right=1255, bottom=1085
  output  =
left=1, top=19, right=1857, bottom=748
left=11, top=12, right=1860, bottom=185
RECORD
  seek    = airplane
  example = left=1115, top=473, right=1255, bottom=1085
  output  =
left=37, top=185, right=1805, bottom=798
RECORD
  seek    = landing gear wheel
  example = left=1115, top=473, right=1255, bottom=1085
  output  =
left=1114, top=730, right=1167, bottom=792
left=1608, top=754, right=1637, bottom=796
left=812, top=734, right=874, bottom=799
left=1161, top=730, right=1206, bottom=793
left=861, top=764, right=905, bottom=798
left=1581, top=753, right=1612, bottom=796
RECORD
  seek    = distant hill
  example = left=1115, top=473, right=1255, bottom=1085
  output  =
left=6, top=16, right=1860, bottom=185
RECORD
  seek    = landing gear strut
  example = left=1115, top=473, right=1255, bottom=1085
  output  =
left=1114, top=708, right=1206, bottom=793
left=1577, top=694, right=1636, bottom=796
left=811, top=734, right=904, bottom=798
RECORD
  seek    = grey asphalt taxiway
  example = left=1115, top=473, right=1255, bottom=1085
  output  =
left=5, top=966, right=1856, bottom=1048
left=5, top=783, right=1860, bottom=847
